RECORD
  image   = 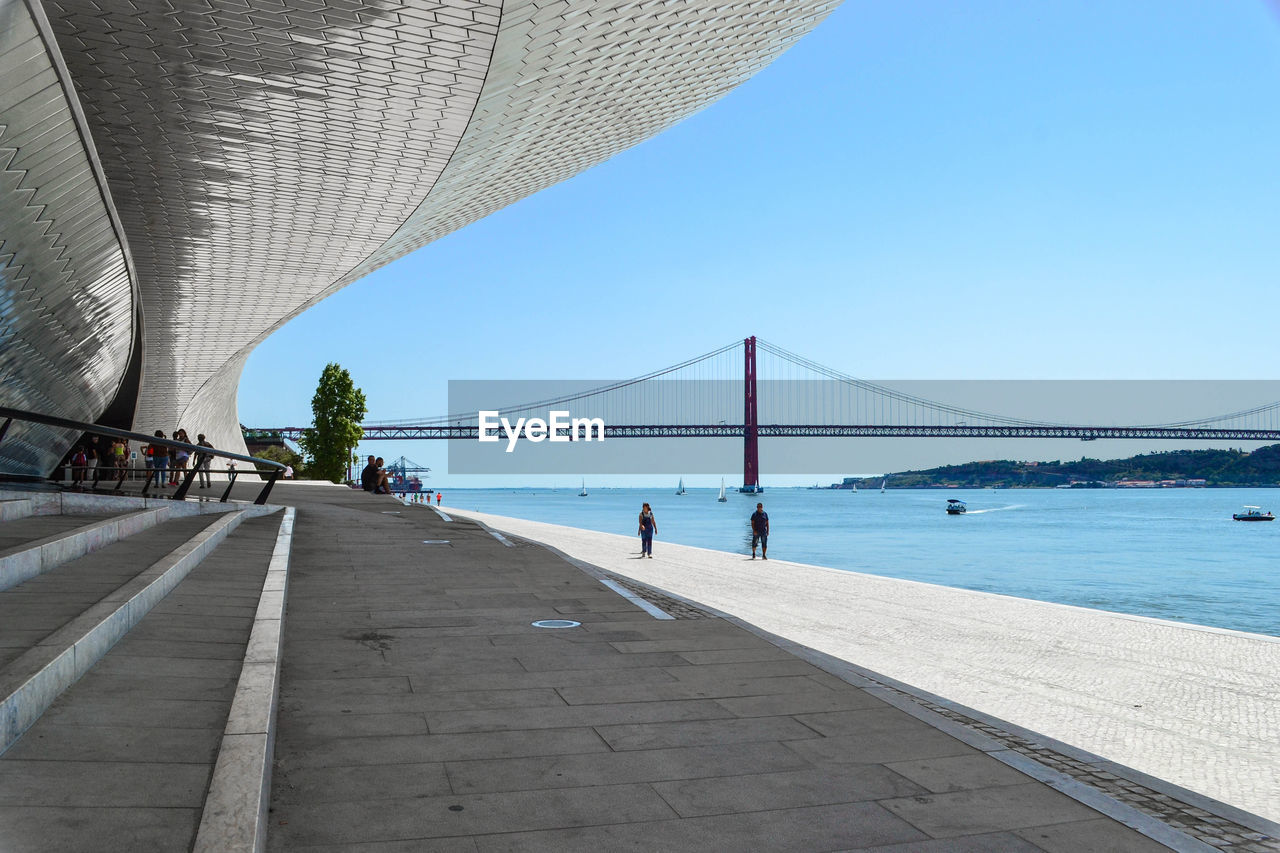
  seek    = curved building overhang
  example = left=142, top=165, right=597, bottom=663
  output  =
left=0, top=0, right=138, bottom=475
left=1, top=0, right=840, bottom=473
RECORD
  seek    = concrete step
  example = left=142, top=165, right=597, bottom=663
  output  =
left=0, top=508, right=172, bottom=593
left=0, top=510, right=290, bottom=853
left=0, top=499, right=36, bottom=522
left=0, top=512, right=121, bottom=554
left=0, top=510, right=252, bottom=754
left=0, top=513, right=224, bottom=670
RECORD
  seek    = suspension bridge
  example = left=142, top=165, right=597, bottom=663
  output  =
left=252, top=337, right=1280, bottom=490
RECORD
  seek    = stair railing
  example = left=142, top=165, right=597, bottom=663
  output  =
left=0, top=406, right=284, bottom=506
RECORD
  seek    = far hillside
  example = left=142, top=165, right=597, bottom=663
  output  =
left=834, top=445, right=1280, bottom=489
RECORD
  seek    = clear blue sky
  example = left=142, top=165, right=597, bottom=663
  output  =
left=238, top=1, right=1280, bottom=487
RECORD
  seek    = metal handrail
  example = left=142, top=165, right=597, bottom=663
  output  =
left=0, top=405, right=284, bottom=506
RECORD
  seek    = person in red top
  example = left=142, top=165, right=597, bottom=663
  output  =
left=436, top=492, right=442, bottom=506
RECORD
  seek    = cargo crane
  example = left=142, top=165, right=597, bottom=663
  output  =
left=384, top=456, right=431, bottom=493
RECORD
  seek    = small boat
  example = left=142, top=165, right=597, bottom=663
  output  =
left=851, top=484, right=857, bottom=493
left=676, top=477, right=686, bottom=496
left=578, top=479, right=588, bottom=497
left=717, top=478, right=727, bottom=502
left=1232, top=506, right=1273, bottom=521
left=946, top=499, right=967, bottom=515
left=738, top=481, right=764, bottom=494
left=880, top=478, right=886, bottom=494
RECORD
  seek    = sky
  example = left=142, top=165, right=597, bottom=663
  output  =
left=237, top=1, right=1280, bottom=487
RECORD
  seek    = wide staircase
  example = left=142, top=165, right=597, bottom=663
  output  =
left=0, top=488, right=292, bottom=852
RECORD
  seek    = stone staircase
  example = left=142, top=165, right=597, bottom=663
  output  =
left=0, top=489, right=293, bottom=852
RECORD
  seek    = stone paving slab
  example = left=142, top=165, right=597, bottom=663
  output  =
left=257, top=485, right=1212, bottom=852
left=456, top=508, right=1280, bottom=827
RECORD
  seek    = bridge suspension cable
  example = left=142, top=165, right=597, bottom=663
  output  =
left=362, top=339, right=743, bottom=427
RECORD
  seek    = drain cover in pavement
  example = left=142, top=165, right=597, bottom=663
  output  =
left=422, top=539, right=450, bottom=544
left=532, top=620, right=581, bottom=629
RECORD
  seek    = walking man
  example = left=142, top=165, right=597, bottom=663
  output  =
left=195, top=434, right=215, bottom=488
left=750, top=502, right=769, bottom=560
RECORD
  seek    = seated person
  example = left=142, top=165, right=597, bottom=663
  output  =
left=360, top=455, right=378, bottom=491
left=373, top=457, right=393, bottom=494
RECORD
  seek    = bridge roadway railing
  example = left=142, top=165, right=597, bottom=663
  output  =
left=261, top=424, right=1280, bottom=441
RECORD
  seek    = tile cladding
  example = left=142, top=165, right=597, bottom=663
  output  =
left=0, top=0, right=136, bottom=475
left=2, top=0, right=839, bottom=472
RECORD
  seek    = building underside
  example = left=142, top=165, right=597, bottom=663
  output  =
left=0, top=0, right=839, bottom=476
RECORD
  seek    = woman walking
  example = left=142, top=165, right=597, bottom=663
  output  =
left=638, top=502, right=657, bottom=558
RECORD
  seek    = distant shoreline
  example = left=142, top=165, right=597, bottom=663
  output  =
left=829, top=443, right=1280, bottom=490
left=821, top=482, right=1280, bottom=490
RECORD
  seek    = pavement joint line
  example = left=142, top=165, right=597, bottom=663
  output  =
left=475, top=528, right=718, bottom=621
left=194, top=506, right=293, bottom=853
left=475, top=517, right=1279, bottom=852
left=487, top=530, right=515, bottom=547
left=0, top=508, right=251, bottom=755
left=598, top=577, right=676, bottom=620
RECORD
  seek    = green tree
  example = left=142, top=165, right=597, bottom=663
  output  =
left=254, top=444, right=306, bottom=480
left=298, top=364, right=366, bottom=483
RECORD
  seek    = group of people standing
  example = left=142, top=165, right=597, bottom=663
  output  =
left=636, top=501, right=770, bottom=559
left=67, top=436, right=129, bottom=486
left=67, top=429, right=217, bottom=489
left=146, top=427, right=218, bottom=489
left=142, top=429, right=218, bottom=489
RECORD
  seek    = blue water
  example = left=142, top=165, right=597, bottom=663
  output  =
left=441, top=487, right=1279, bottom=637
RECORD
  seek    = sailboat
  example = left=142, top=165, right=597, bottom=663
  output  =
left=578, top=479, right=588, bottom=497
left=880, top=478, right=886, bottom=494
left=717, top=478, right=727, bottom=502
left=851, top=484, right=857, bottom=493
left=676, top=477, right=686, bottom=496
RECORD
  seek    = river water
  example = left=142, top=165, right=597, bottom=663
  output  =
left=433, top=487, right=1279, bottom=638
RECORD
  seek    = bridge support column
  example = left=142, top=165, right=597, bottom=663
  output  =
left=742, top=336, right=759, bottom=491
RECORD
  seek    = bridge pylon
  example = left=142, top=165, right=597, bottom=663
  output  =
left=741, top=335, right=761, bottom=492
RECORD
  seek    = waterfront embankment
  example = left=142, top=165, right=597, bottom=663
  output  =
left=447, top=507, right=1280, bottom=823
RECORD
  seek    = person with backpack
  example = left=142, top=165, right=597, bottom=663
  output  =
left=70, top=446, right=88, bottom=488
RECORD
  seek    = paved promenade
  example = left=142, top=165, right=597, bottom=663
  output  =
left=252, top=483, right=1268, bottom=851
left=449, top=508, right=1280, bottom=826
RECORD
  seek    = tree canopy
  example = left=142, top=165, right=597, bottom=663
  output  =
left=298, top=363, right=366, bottom=483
